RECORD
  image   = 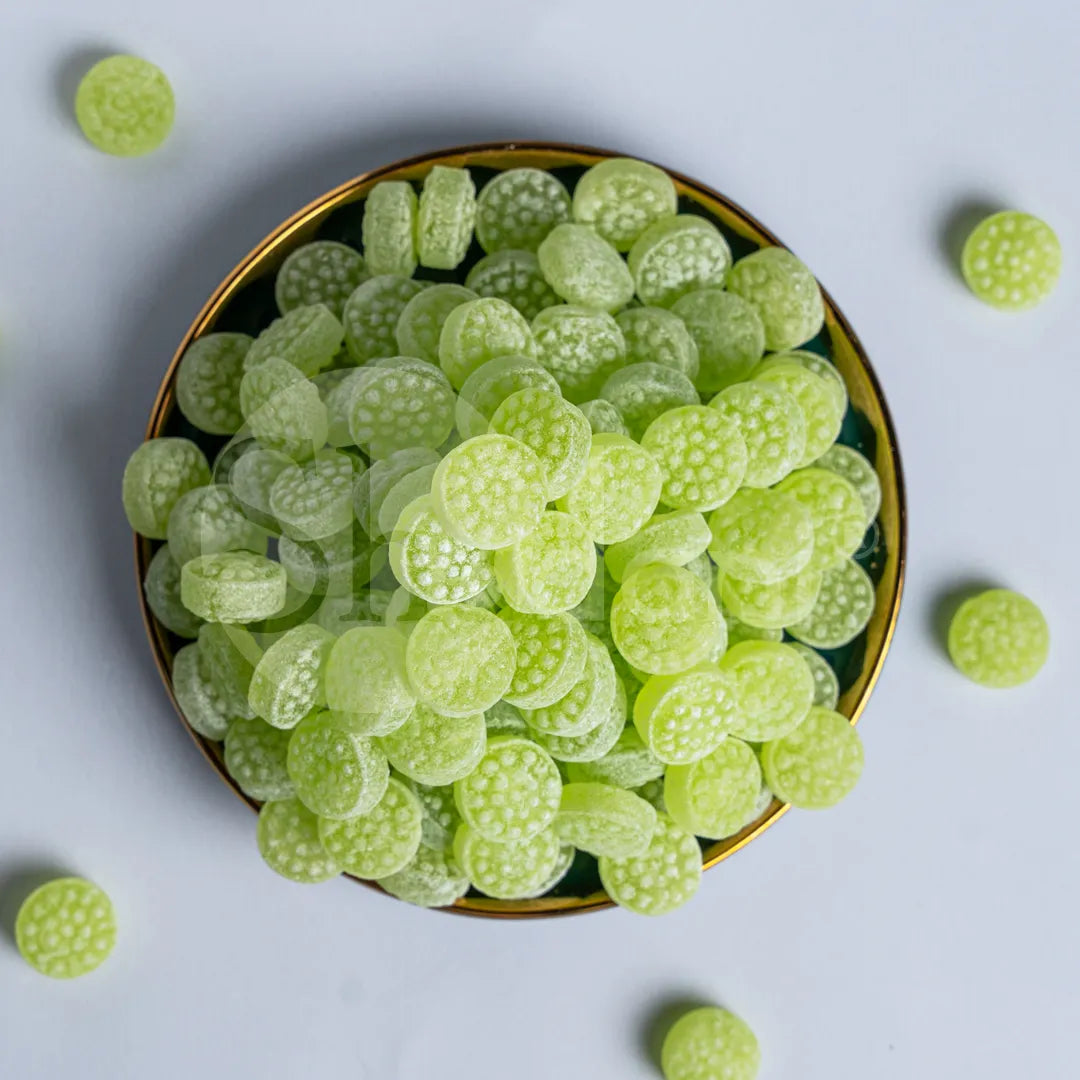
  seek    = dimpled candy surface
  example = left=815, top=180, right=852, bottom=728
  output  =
left=754, top=362, right=843, bottom=467
left=287, top=710, right=389, bottom=819
left=572, top=158, right=678, bottom=251
left=566, top=725, right=665, bottom=789
left=257, top=798, right=341, bottom=883
left=628, top=215, right=732, bottom=307
left=616, top=306, right=700, bottom=380
left=270, top=450, right=356, bottom=540
left=485, top=699, right=531, bottom=738
left=947, top=588, right=1049, bottom=687
left=757, top=350, right=847, bottom=415
left=199, top=622, right=261, bottom=718
left=278, top=519, right=382, bottom=597
left=814, top=444, right=881, bottom=526
left=719, top=641, right=815, bottom=741
left=171, top=643, right=234, bottom=740
left=726, top=247, right=825, bottom=351
left=709, top=380, right=807, bottom=488
left=343, top=275, right=429, bottom=363
left=228, top=446, right=293, bottom=528
left=406, top=605, right=516, bottom=715
left=600, top=363, right=700, bottom=440
left=406, top=779, right=461, bottom=851
left=761, top=706, right=863, bottom=809
left=633, top=665, right=737, bottom=764
left=224, top=716, right=294, bottom=801
left=555, top=782, right=656, bottom=858
left=578, top=398, right=630, bottom=436
left=495, top=510, right=595, bottom=614
left=432, top=434, right=547, bottom=549
left=664, top=737, right=762, bottom=839
left=641, top=405, right=748, bottom=512
left=248, top=624, right=333, bottom=730
left=417, top=166, right=476, bottom=270
left=532, top=305, right=627, bottom=404
left=380, top=704, right=487, bottom=785
left=123, top=438, right=211, bottom=539
left=356, top=447, right=441, bottom=535
left=523, top=633, right=617, bottom=737
left=394, top=283, right=477, bottom=364
left=167, top=483, right=267, bottom=566
left=454, top=823, right=564, bottom=900
left=377, top=843, right=470, bottom=907
left=962, top=211, right=1062, bottom=311
left=707, top=488, right=814, bottom=585
left=275, top=241, right=368, bottom=318
left=719, top=563, right=822, bottom=630
left=324, top=626, right=414, bottom=721
left=500, top=609, right=589, bottom=709
left=789, top=643, right=840, bottom=710
left=362, top=181, right=418, bottom=278
left=239, top=358, right=329, bottom=460
left=438, top=297, right=536, bottom=390
left=604, top=511, right=712, bottom=584
left=181, top=551, right=285, bottom=623
left=466, top=249, right=561, bottom=321
left=661, top=1006, right=761, bottom=1080
left=75, top=55, right=173, bottom=156
left=176, top=333, right=251, bottom=435
left=144, top=545, right=203, bottom=637
left=318, top=777, right=423, bottom=878
left=776, top=468, right=866, bottom=571
left=244, top=304, right=344, bottom=377
left=455, top=736, right=562, bottom=842
left=455, top=354, right=560, bottom=440
left=671, top=289, right=766, bottom=394
left=475, top=167, right=572, bottom=253
left=787, top=557, right=876, bottom=649
left=537, top=223, right=635, bottom=312
left=557, top=434, right=662, bottom=544
left=16, top=878, right=117, bottom=979
left=529, top=675, right=627, bottom=763
left=598, top=813, right=701, bottom=916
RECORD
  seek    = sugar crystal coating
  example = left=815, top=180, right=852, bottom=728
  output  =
left=600, top=363, right=700, bottom=441
left=719, top=564, right=823, bottom=630
left=243, top=304, right=344, bottom=377
left=16, top=878, right=117, bottom=979
left=455, top=354, right=560, bottom=440
left=537, top=223, right=635, bottom=312
left=726, top=246, right=825, bottom=351
left=395, top=283, right=477, bottom=364
left=776, top=467, right=866, bottom=571
left=787, top=557, right=875, bottom=649
left=438, top=297, right=536, bottom=390
left=671, top=289, right=766, bottom=394
left=755, top=358, right=846, bottom=463
left=709, top=380, right=807, bottom=488
left=454, top=823, right=564, bottom=900
left=664, top=737, right=762, bottom=839
left=494, top=510, right=597, bottom=614
left=633, top=664, right=738, bottom=765
left=343, top=275, right=429, bottom=363
left=947, top=588, right=1049, bottom=687
left=598, top=813, right=701, bottom=916
left=616, top=305, right=700, bottom=380
left=167, top=483, right=267, bottom=566
left=628, top=214, right=732, bottom=307
left=661, top=1006, right=761, bottom=1080
left=270, top=449, right=357, bottom=540
left=532, top=305, right=627, bottom=404
left=123, top=438, right=211, bottom=539
left=961, top=211, right=1062, bottom=311
left=572, top=157, right=678, bottom=251
left=578, top=398, right=631, bottom=436
left=238, top=358, right=329, bottom=460
left=813, top=444, right=881, bottom=526
left=565, top=726, right=665, bottom=789
left=355, top=447, right=441, bottom=535
left=377, top=844, right=469, bottom=907
left=248, top=624, right=334, bottom=730
left=318, top=777, right=423, bottom=878
left=555, top=781, right=657, bottom=857
left=476, top=167, right=572, bottom=253
left=466, top=249, right=561, bottom=321
left=417, top=166, right=476, bottom=270
left=362, top=181, right=418, bottom=278
left=761, top=706, right=863, bottom=809
left=275, top=241, right=368, bottom=318
left=144, top=545, right=203, bottom=638
left=198, top=622, right=261, bottom=719
left=757, top=350, right=847, bottom=415
left=707, top=488, right=814, bottom=585
left=176, top=333, right=252, bottom=435
left=522, top=633, right=617, bottom=737
left=75, top=55, right=173, bottom=156
left=789, top=642, right=840, bottom=710
left=500, top=609, right=589, bottom=709
left=719, top=641, right=814, bottom=741
left=529, top=674, right=627, bottom=763
left=181, top=551, right=286, bottom=623
left=257, top=798, right=341, bottom=883
left=324, top=626, right=414, bottom=725
left=225, top=716, right=295, bottom=801
left=380, top=704, right=487, bottom=785
left=605, top=511, right=712, bottom=584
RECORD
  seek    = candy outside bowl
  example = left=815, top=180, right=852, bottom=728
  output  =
left=135, top=141, right=907, bottom=918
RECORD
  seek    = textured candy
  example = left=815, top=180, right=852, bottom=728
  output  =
left=664, top=736, right=761, bottom=839
left=417, top=165, right=476, bottom=270
left=598, top=813, right=701, bottom=915
left=616, top=305, right=700, bottom=380
left=15, top=878, right=117, bottom=979
left=661, top=1006, right=761, bottom=1080
left=405, top=779, right=461, bottom=851
left=814, top=444, right=881, bottom=526
left=176, top=333, right=252, bottom=435
left=494, top=510, right=596, bottom=615
left=947, top=588, right=1049, bottom=687
left=529, top=674, right=627, bottom=762
left=555, top=782, right=656, bottom=857
left=565, top=726, right=665, bottom=789
left=756, top=350, right=847, bottom=416
left=537, top=223, right=635, bottom=312
left=453, top=823, right=563, bottom=900
left=239, top=357, right=329, bottom=460
left=709, top=380, right=807, bottom=488
left=438, top=297, right=536, bottom=390
left=707, top=488, right=814, bottom=585
left=318, top=777, right=423, bottom=878
left=248, top=624, right=333, bottom=730
left=634, top=776, right=667, bottom=813
left=144, top=545, right=203, bottom=638
left=719, top=641, right=814, bottom=741
left=578, top=398, right=630, bottom=436
left=244, top=304, right=344, bottom=377
left=761, top=706, right=863, bottom=809
left=380, top=704, right=487, bottom=785
left=466, top=249, right=561, bottom=321
left=375, top=462, right=437, bottom=539
left=171, top=643, right=234, bottom=740
left=485, top=699, right=531, bottom=738
left=776, top=467, right=865, bottom=571
left=166, top=483, right=266, bottom=566
left=75, top=55, right=173, bottom=156
left=455, top=354, right=560, bottom=439
left=500, top=609, right=589, bottom=709
left=754, top=362, right=843, bottom=466
left=531, top=304, right=627, bottom=403
left=323, top=626, right=414, bottom=731
left=789, top=642, right=840, bottom=710
left=122, top=438, right=211, bottom=539
left=257, top=798, right=341, bottom=883
left=604, top=510, right=711, bottom=584
left=198, top=622, right=261, bottom=720
left=224, top=716, right=294, bottom=801
left=628, top=214, right=732, bottom=307
left=633, top=664, right=737, bottom=764
left=600, top=363, right=700, bottom=440
left=181, top=551, right=285, bottom=623
left=787, top=557, right=875, bottom=649
left=269, top=449, right=356, bottom=541
left=355, top=447, right=441, bottom=535
left=228, top=446, right=293, bottom=530
left=361, top=181, right=418, bottom=278
left=726, top=246, right=825, bottom=351
left=961, top=211, right=1062, bottom=311
left=278, top=518, right=383, bottom=598
left=388, top=285, right=474, bottom=367
left=377, top=843, right=470, bottom=907
left=275, top=241, right=368, bottom=318
left=314, top=593, right=388, bottom=637
left=671, top=289, right=766, bottom=394
left=523, top=633, right=617, bottom=737
left=343, top=276, right=429, bottom=363
left=475, top=167, right=572, bottom=253
left=572, top=158, right=677, bottom=251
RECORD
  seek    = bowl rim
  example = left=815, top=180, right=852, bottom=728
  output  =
left=136, top=140, right=907, bottom=918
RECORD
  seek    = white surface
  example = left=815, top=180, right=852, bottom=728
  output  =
left=0, top=2, right=1077, bottom=1076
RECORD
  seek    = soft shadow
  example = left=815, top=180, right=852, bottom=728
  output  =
left=938, top=197, right=1004, bottom=284
left=929, top=578, right=1001, bottom=656
left=0, top=861, right=72, bottom=950
left=637, top=993, right=716, bottom=1070
left=54, top=45, right=121, bottom=131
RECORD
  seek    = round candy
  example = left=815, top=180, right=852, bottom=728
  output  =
left=661, top=1006, right=761, bottom=1080
left=598, top=813, right=701, bottom=916
left=377, top=844, right=470, bottom=907
left=616, top=305, right=700, bottom=380
left=376, top=461, right=439, bottom=539
left=475, top=167, right=572, bottom=252
left=167, top=483, right=267, bottom=566
left=671, top=289, right=766, bottom=394
left=707, top=488, right=814, bottom=585
left=453, top=823, right=564, bottom=900
left=555, top=782, right=656, bottom=857
left=719, top=641, right=814, bottom=741
left=270, top=449, right=357, bottom=541
left=257, top=798, right=341, bottom=883
left=485, top=699, right=531, bottom=739
left=604, top=510, right=712, bottom=584
left=537, top=223, right=635, bottom=312
left=664, top=737, right=762, bottom=839
left=718, top=564, right=823, bottom=630
left=144, top=545, right=203, bottom=638
left=244, top=304, right=344, bottom=377
left=238, top=358, right=329, bottom=460
left=248, top=624, right=334, bottom=730
left=275, top=241, right=368, bottom=318
left=787, top=557, right=876, bottom=649
left=198, top=622, right=260, bottom=720
left=405, top=779, right=461, bottom=852
left=324, top=626, right=415, bottom=723
left=229, top=446, right=294, bottom=529
left=355, top=446, right=441, bottom=535
left=318, top=777, right=424, bottom=878
left=760, top=706, right=864, bottom=809
left=628, top=214, right=732, bottom=307
left=394, top=282, right=477, bottom=365
left=224, top=716, right=294, bottom=801
left=362, top=181, right=418, bottom=278
left=709, top=380, right=807, bottom=488
left=417, top=165, right=476, bottom=270
left=754, top=362, right=843, bottom=466
left=494, top=510, right=596, bottom=615
left=756, top=350, right=847, bottom=416
left=438, top=297, right=536, bottom=390
left=16, top=878, right=116, bottom=978
left=176, top=333, right=251, bottom=435
left=726, top=246, right=825, bottom=351
left=380, top=704, right=487, bottom=785
left=578, top=398, right=630, bottom=436
left=500, top=609, right=589, bottom=709
left=122, top=438, right=211, bottom=539
left=522, top=633, right=617, bottom=737
left=565, top=725, right=664, bottom=789
left=813, top=444, right=881, bottom=526
left=278, top=519, right=383, bottom=598
left=455, top=354, right=560, bottom=440
left=343, top=275, right=429, bottom=363
left=75, top=55, right=173, bottom=156
left=789, top=642, right=840, bottom=710
left=947, top=588, right=1049, bottom=687
left=171, top=644, right=232, bottom=740
left=776, top=467, right=866, bottom=571
left=181, top=551, right=286, bottom=623
left=532, top=305, right=627, bottom=404
left=529, top=675, right=627, bottom=763
left=465, top=249, right=561, bottom=321
left=633, top=665, right=738, bottom=765
left=961, top=211, right=1062, bottom=311
left=571, top=157, right=678, bottom=251
left=599, top=363, right=700, bottom=440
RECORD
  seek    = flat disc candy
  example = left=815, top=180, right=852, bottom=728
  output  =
left=380, top=704, right=486, bottom=785
left=555, top=782, right=656, bottom=858
left=571, top=157, right=678, bottom=251
left=144, top=546, right=203, bottom=638
left=760, top=706, right=864, bottom=809
left=754, top=362, right=843, bottom=466
left=466, top=249, right=560, bottom=321
left=598, top=814, right=701, bottom=916
left=664, top=737, right=762, bottom=840
left=455, top=354, right=560, bottom=440
left=270, top=449, right=357, bottom=540
left=171, top=643, right=234, bottom=740
left=616, top=305, right=700, bottom=380
left=224, top=717, right=294, bottom=801
left=362, top=181, right=418, bottom=278
left=776, top=468, right=866, bottom=571
left=578, top=398, right=630, bottom=436
left=199, top=623, right=261, bottom=720
left=257, top=798, right=341, bottom=883
left=75, top=55, right=174, bottom=156
left=962, top=211, right=1062, bottom=311
left=167, top=483, right=267, bottom=566
left=343, top=276, right=429, bottom=363
left=228, top=446, right=293, bottom=529
left=248, top=624, right=334, bottom=730
left=438, top=297, right=536, bottom=390
left=537, top=223, right=635, bottom=312
left=709, top=381, right=807, bottom=488
left=475, top=167, right=572, bottom=252
left=324, top=626, right=415, bottom=723
left=726, top=246, right=825, bottom=351
left=495, top=510, right=596, bottom=613
left=318, top=777, right=423, bottom=878
left=176, top=333, right=252, bottom=435
left=789, top=642, right=840, bottom=709
left=355, top=447, right=441, bottom=535
left=377, top=844, right=469, bottom=908
left=628, top=215, right=732, bottom=307
left=500, top=609, right=589, bottom=709
left=599, top=363, right=700, bottom=441
left=122, top=438, right=211, bottom=539
left=394, top=283, right=477, bottom=365
left=814, top=444, right=881, bottom=526
left=757, top=350, right=847, bottom=415
left=566, top=726, right=664, bottom=789
left=16, top=878, right=116, bottom=979
left=181, top=551, right=285, bottom=623
left=787, top=557, right=875, bottom=649
left=604, top=511, right=712, bottom=584
left=417, top=165, right=476, bottom=270
left=244, top=304, right=344, bottom=377
left=671, top=289, right=766, bottom=394
left=719, top=641, right=815, bottom=741
left=947, top=588, right=1049, bottom=688
left=453, top=823, right=563, bottom=900
left=633, top=665, right=737, bottom=765
left=239, top=358, right=329, bottom=460
left=532, top=305, right=627, bottom=404
left=522, top=633, right=617, bottom=737
left=530, top=675, right=627, bottom=763
left=707, top=488, right=814, bottom=584
left=275, top=241, right=368, bottom=318
left=719, top=565, right=821, bottom=631
left=661, top=1006, right=761, bottom=1080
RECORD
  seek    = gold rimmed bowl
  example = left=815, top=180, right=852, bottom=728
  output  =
left=136, top=142, right=906, bottom=918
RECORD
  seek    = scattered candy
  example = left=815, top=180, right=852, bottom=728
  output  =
left=123, top=437, right=211, bottom=539
left=380, top=703, right=487, bottom=785
left=275, top=241, right=368, bottom=318
left=947, top=588, right=1049, bottom=687
left=417, top=165, right=476, bottom=270
left=760, top=706, right=863, bottom=809
left=628, top=214, right=732, bottom=307
left=537, top=223, right=635, bottom=312
left=176, top=333, right=251, bottom=435
left=362, top=181, right=418, bottom=278
left=616, top=305, right=700, bottom=380
left=726, top=247, right=825, bottom=351
left=16, top=878, right=117, bottom=978
left=224, top=716, right=294, bottom=801
left=664, top=737, right=762, bottom=839
left=75, top=55, right=173, bottom=156
left=257, top=798, right=341, bottom=883
left=718, top=641, right=814, bottom=740
left=598, top=813, right=701, bottom=915
left=661, top=1006, right=761, bottom=1080
left=572, top=157, right=677, bottom=251
left=466, top=248, right=560, bottom=320
left=787, top=557, right=875, bottom=649
left=270, top=449, right=357, bottom=540
left=961, top=211, right=1062, bottom=311
left=318, top=777, right=423, bottom=878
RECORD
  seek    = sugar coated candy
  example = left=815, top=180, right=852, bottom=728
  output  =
left=75, top=55, right=173, bottom=156
left=947, top=588, right=1049, bottom=687
left=16, top=878, right=117, bottom=978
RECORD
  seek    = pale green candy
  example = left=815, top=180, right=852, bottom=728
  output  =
left=537, top=223, right=635, bottom=312
left=248, top=624, right=334, bottom=729
left=278, top=519, right=383, bottom=598
left=709, top=381, right=807, bottom=488
left=378, top=843, right=469, bottom=907
left=599, top=363, right=699, bottom=440
left=343, top=276, right=428, bottom=363
left=318, top=776, right=423, bottom=878
left=438, top=297, right=536, bottom=390
left=947, top=588, right=1049, bottom=688
left=417, top=165, right=476, bottom=270
left=211, top=434, right=260, bottom=484
left=529, top=674, right=627, bottom=763
left=727, top=246, right=825, bottom=351
left=454, top=823, right=563, bottom=900
left=523, top=634, right=617, bottom=737
left=604, top=511, right=711, bottom=584
left=532, top=305, right=626, bottom=403
left=324, top=626, right=414, bottom=726
left=224, top=716, right=294, bottom=800
left=432, top=434, right=547, bottom=550
left=167, top=484, right=266, bottom=566
left=244, top=304, right=344, bottom=377
left=814, top=444, right=881, bottom=526
left=616, top=305, right=700, bottom=380
left=500, top=609, right=589, bottom=709
left=776, top=467, right=866, bottom=571
left=239, top=357, right=329, bottom=460
left=377, top=463, right=438, bottom=539
left=787, top=558, right=875, bottom=649
left=381, top=704, right=487, bottom=785
left=723, top=606, right=783, bottom=648
left=719, top=564, right=823, bottom=631
left=249, top=586, right=323, bottom=642
left=634, top=775, right=667, bottom=813
left=555, top=781, right=656, bottom=857
left=355, top=447, right=441, bottom=535
left=565, top=725, right=664, bottom=788
left=362, top=181, right=418, bottom=278
left=598, top=813, right=701, bottom=916
left=962, top=210, right=1062, bottom=311
left=633, top=664, right=737, bottom=765
left=466, top=249, right=560, bottom=321
left=228, top=446, right=293, bottom=529
left=720, top=640, right=814, bottom=741
left=684, top=551, right=715, bottom=591
left=661, top=1006, right=761, bottom=1080
left=394, top=283, right=477, bottom=365
left=671, top=289, right=766, bottom=394
left=198, top=623, right=261, bottom=717
left=269, top=449, right=357, bottom=541
left=257, top=798, right=341, bottom=883
left=495, top=509, right=595, bottom=613
left=383, top=586, right=430, bottom=634
left=572, top=158, right=677, bottom=251
left=578, top=398, right=630, bottom=436
left=641, top=405, right=747, bottom=512
left=122, top=438, right=211, bottom=539
left=475, top=167, right=572, bottom=253
left=707, top=488, right=814, bottom=585
left=405, top=778, right=461, bottom=851
left=314, top=593, right=390, bottom=637
left=754, top=361, right=842, bottom=466
left=144, top=545, right=203, bottom=638
left=176, top=333, right=251, bottom=435
left=628, top=215, right=731, bottom=307
left=181, top=551, right=285, bottom=623
left=611, top=562, right=725, bottom=676
left=522, top=841, right=576, bottom=898
left=15, top=878, right=116, bottom=979
left=275, top=241, right=368, bottom=318
left=789, top=643, right=840, bottom=710
left=757, top=350, right=847, bottom=415
left=557, top=434, right=663, bottom=544
left=761, top=706, right=863, bottom=809
left=455, top=354, right=560, bottom=440
left=485, top=700, right=530, bottom=738
left=75, top=54, right=173, bottom=156
left=171, top=642, right=233, bottom=740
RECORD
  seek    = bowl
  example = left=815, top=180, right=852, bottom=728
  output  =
left=136, top=141, right=907, bottom=917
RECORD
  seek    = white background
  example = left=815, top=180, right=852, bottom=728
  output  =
left=1, top=2, right=1077, bottom=1077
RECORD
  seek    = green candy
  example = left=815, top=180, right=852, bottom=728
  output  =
left=555, top=781, right=656, bottom=857
left=438, top=297, right=536, bottom=390
left=753, top=360, right=846, bottom=467
left=565, top=725, right=664, bottom=789
left=324, top=626, right=414, bottom=722
left=578, top=398, right=630, bottom=436
left=633, top=664, right=737, bottom=765
left=257, top=798, right=341, bottom=883
left=947, top=588, right=1049, bottom=687
left=248, top=624, right=334, bottom=730
left=761, top=706, right=863, bottom=809
left=707, top=488, right=814, bottom=585
left=671, top=289, right=766, bottom=394
left=16, top=878, right=117, bottom=979
left=144, top=545, right=203, bottom=638
left=362, top=181, right=418, bottom=278
left=814, top=444, right=881, bottom=526
left=962, top=211, right=1062, bottom=311
left=475, top=167, right=572, bottom=253
left=417, top=165, right=476, bottom=270
left=664, top=737, right=762, bottom=839
left=167, top=483, right=267, bottom=566
left=776, top=467, right=866, bottom=571
left=661, top=1006, right=761, bottom=1080
left=405, top=778, right=462, bottom=851
left=355, top=447, right=441, bottom=535
left=616, top=305, right=700, bottom=380
left=181, top=551, right=286, bottom=623
left=571, top=157, right=677, bottom=251
left=380, top=704, right=487, bottom=785
left=455, top=354, right=560, bottom=440
left=239, top=358, right=329, bottom=460
left=709, top=380, right=807, bottom=488
left=718, top=564, right=822, bottom=630
left=466, top=249, right=561, bottom=320
left=278, top=519, right=383, bottom=598
left=787, top=557, right=875, bottom=649
left=318, top=777, right=423, bottom=878
left=75, top=55, right=173, bottom=156
left=599, top=363, right=700, bottom=440
left=394, top=283, right=477, bottom=365
left=377, top=844, right=469, bottom=907
left=500, top=609, right=589, bottom=709
left=789, top=642, right=840, bottom=710
left=604, top=510, right=712, bottom=584
left=122, top=438, right=211, bottom=539
left=598, top=813, right=701, bottom=916
left=228, top=446, right=293, bottom=530
left=718, top=641, right=814, bottom=741
left=485, top=699, right=531, bottom=739
left=275, top=241, right=368, bottom=318
left=494, top=510, right=596, bottom=615
left=532, top=304, right=626, bottom=403
left=537, top=223, right=635, bottom=312
left=528, top=675, right=627, bottom=763
left=757, top=350, right=847, bottom=415
left=224, top=716, right=295, bottom=801
left=244, top=304, right=344, bottom=377
left=269, top=449, right=357, bottom=541
left=176, top=333, right=252, bottom=435
left=343, top=275, right=429, bottom=363
left=628, top=214, right=732, bottom=307
left=171, top=643, right=234, bottom=740
left=453, top=823, right=564, bottom=900
left=634, top=775, right=667, bottom=813
left=522, top=633, right=617, bottom=737
left=198, top=622, right=261, bottom=720
left=726, top=246, right=825, bottom=351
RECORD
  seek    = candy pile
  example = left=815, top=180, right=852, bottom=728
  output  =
left=124, top=157, right=876, bottom=914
